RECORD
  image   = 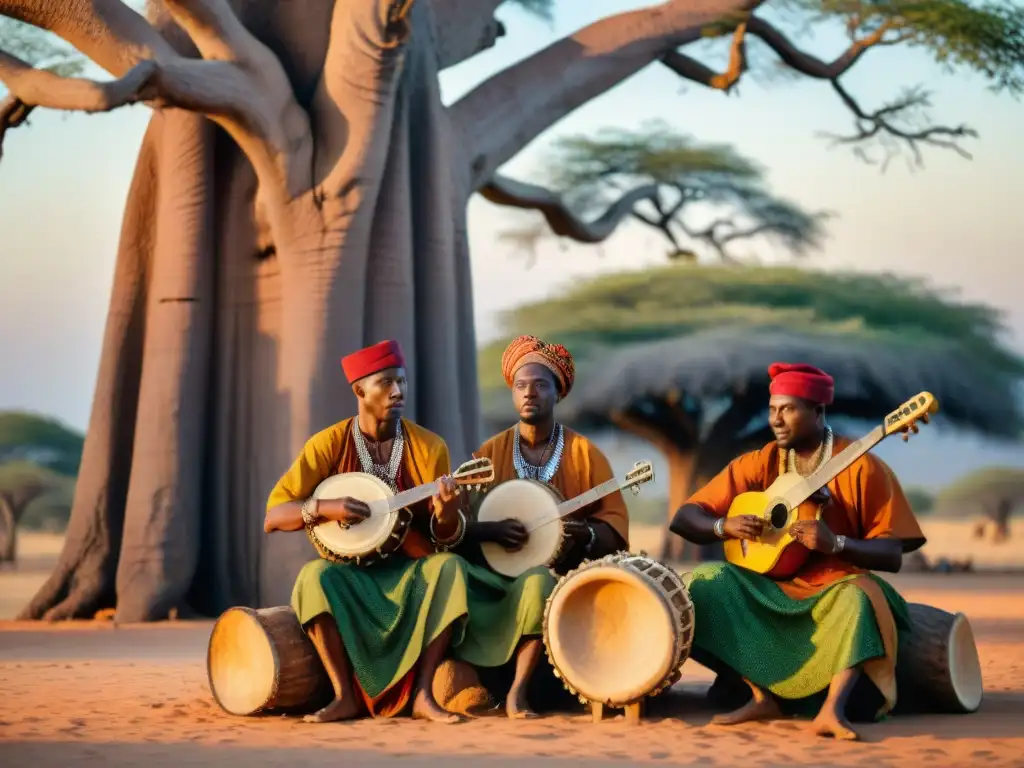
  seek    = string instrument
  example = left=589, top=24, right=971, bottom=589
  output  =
left=477, top=460, right=655, bottom=578
left=723, top=391, right=939, bottom=580
left=306, top=457, right=495, bottom=565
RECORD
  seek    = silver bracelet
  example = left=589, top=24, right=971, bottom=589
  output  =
left=713, top=517, right=727, bottom=540
left=301, top=498, right=319, bottom=526
left=583, top=524, right=597, bottom=555
left=833, top=534, right=847, bottom=554
left=432, top=509, right=467, bottom=551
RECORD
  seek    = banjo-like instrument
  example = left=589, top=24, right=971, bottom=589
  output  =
left=306, top=457, right=495, bottom=566
left=476, top=460, right=655, bottom=578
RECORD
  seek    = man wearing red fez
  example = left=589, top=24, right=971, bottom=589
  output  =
left=457, top=335, right=631, bottom=716
left=670, top=362, right=927, bottom=741
left=264, top=340, right=552, bottom=724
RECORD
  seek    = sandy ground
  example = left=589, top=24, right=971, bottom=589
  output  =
left=2, top=526, right=1023, bottom=767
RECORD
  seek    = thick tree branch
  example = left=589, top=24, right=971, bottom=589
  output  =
left=312, top=0, right=418, bottom=196
left=481, top=174, right=661, bottom=243
left=432, top=0, right=506, bottom=70
left=0, top=0, right=314, bottom=200
left=662, top=20, right=748, bottom=92
left=0, top=94, right=32, bottom=162
left=0, top=50, right=158, bottom=111
left=450, top=0, right=764, bottom=189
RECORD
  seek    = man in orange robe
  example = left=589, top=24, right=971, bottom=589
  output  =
left=669, top=362, right=927, bottom=741
left=463, top=335, right=632, bottom=713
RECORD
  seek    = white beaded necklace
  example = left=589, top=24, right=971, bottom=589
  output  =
left=352, top=420, right=404, bottom=492
left=513, top=423, right=564, bottom=483
left=781, top=424, right=834, bottom=477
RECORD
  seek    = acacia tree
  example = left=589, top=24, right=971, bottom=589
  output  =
left=0, top=461, right=73, bottom=565
left=1, top=0, right=1021, bottom=621
left=933, top=467, right=1024, bottom=542
left=489, top=122, right=831, bottom=264
left=478, top=265, right=1024, bottom=561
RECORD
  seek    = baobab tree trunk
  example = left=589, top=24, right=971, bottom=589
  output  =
left=0, top=496, right=17, bottom=566
left=19, top=0, right=480, bottom=621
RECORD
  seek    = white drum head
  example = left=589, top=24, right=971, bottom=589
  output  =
left=547, top=565, right=676, bottom=705
left=949, top=612, right=984, bottom=712
left=311, top=472, right=395, bottom=555
left=478, top=480, right=562, bottom=578
left=207, top=607, right=274, bottom=716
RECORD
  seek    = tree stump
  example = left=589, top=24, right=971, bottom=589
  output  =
left=207, top=606, right=492, bottom=717
left=894, top=603, right=984, bottom=715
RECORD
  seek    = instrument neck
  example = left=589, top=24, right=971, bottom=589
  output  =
left=782, top=425, right=886, bottom=506
left=556, top=476, right=625, bottom=518
left=388, top=480, right=440, bottom=511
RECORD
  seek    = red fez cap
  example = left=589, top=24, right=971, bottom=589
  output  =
left=768, top=362, right=834, bottom=406
left=341, top=340, right=406, bottom=384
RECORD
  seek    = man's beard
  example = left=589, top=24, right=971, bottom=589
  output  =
left=519, top=409, right=551, bottom=426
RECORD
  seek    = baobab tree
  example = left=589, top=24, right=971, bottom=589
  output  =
left=1, top=0, right=1021, bottom=622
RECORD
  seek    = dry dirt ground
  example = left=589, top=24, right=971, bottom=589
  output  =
left=1, top=525, right=1023, bottom=767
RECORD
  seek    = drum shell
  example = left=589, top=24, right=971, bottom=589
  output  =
left=542, top=553, right=695, bottom=707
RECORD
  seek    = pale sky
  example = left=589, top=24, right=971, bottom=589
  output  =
left=1, top=1, right=1022, bottom=485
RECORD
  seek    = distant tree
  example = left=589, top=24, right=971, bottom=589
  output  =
left=904, top=487, right=935, bottom=515
left=487, top=122, right=831, bottom=265
left=0, top=461, right=74, bottom=565
left=479, top=265, right=1024, bottom=560
left=0, top=411, right=85, bottom=477
left=935, top=467, right=1024, bottom=543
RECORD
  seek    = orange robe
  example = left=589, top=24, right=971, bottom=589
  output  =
left=473, top=425, right=630, bottom=551
left=685, top=435, right=926, bottom=710
left=267, top=417, right=449, bottom=716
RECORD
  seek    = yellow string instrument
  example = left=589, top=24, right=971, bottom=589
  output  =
left=723, top=392, right=939, bottom=580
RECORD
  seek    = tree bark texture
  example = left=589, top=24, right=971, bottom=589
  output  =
left=0, top=496, right=17, bottom=565
left=13, top=0, right=758, bottom=621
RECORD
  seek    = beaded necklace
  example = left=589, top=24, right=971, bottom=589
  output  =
left=513, top=422, right=564, bottom=483
left=352, top=420, right=404, bottom=492
left=778, top=424, right=834, bottom=477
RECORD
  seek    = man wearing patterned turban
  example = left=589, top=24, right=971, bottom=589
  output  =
left=669, top=362, right=928, bottom=741
left=458, top=335, right=631, bottom=715
left=264, top=340, right=554, bottom=724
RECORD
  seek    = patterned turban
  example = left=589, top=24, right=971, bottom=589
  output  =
left=341, top=340, right=406, bottom=384
left=501, top=335, right=576, bottom=399
left=768, top=362, right=834, bottom=406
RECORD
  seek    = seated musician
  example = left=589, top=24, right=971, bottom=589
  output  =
left=264, top=340, right=553, bottom=723
left=669, top=362, right=927, bottom=741
left=463, top=335, right=631, bottom=713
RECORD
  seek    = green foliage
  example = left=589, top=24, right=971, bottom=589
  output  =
left=0, top=411, right=84, bottom=476
left=904, top=486, right=936, bottom=514
left=0, top=461, right=73, bottom=516
left=506, top=0, right=555, bottom=21
left=935, top=466, right=1024, bottom=510
left=805, top=0, right=1024, bottom=93
left=0, top=18, right=86, bottom=77
left=506, top=121, right=828, bottom=262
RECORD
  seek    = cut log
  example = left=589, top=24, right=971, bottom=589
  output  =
left=894, top=602, right=984, bottom=715
left=207, top=605, right=492, bottom=717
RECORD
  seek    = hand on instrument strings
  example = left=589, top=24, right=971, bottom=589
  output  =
left=722, top=515, right=764, bottom=541
left=788, top=519, right=837, bottom=553
left=563, top=519, right=593, bottom=544
left=431, top=475, right=462, bottom=525
left=493, top=518, right=529, bottom=551
left=321, top=497, right=371, bottom=526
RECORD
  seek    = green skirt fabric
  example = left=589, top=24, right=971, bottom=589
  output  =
left=291, top=552, right=556, bottom=698
left=684, top=562, right=911, bottom=711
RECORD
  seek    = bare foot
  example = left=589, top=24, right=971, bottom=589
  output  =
left=710, top=695, right=782, bottom=726
left=505, top=687, right=539, bottom=720
left=302, top=697, right=360, bottom=723
left=412, top=689, right=462, bottom=724
left=812, top=709, right=859, bottom=741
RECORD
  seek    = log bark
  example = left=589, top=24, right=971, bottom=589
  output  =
left=0, top=495, right=17, bottom=565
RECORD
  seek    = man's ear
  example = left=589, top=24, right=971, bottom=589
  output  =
left=352, top=382, right=364, bottom=399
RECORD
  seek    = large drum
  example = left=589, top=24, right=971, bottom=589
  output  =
left=543, top=553, right=695, bottom=707
left=207, top=606, right=332, bottom=716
